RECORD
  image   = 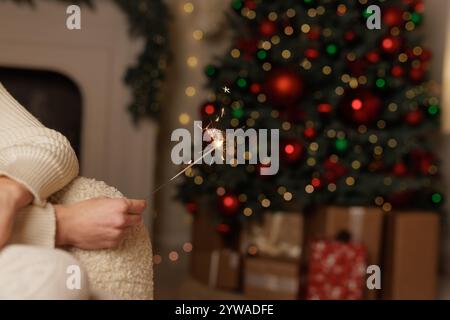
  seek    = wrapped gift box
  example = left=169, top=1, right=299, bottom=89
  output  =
left=382, top=211, right=439, bottom=300
left=241, top=211, right=303, bottom=260
left=306, top=240, right=367, bottom=300
left=191, top=248, right=241, bottom=290
left=243, top=256, right=300, bottom=300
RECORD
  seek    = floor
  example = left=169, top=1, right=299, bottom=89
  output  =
left=154, top=253, right=450, bottom=300
left=154, top=250, right=243, bottom=300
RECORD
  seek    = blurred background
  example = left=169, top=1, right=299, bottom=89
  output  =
left=1, top=0, right=450, bottom=300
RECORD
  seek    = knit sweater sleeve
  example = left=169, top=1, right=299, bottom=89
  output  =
left=8, top=203, right=56, bottom=248
left=0, top=83, right=79, bottom=206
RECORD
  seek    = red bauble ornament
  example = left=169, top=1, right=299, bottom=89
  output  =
left=366, top=51, right=380, bottom=63
left=405, top=48, right=416, bottom=59
left=409, top=67, right=425, bottom=82
left=201, top=102, right=216, bottom=117
left=264, top=68, right=303, bottom=106
left=219, top=194, right=240, bottom=215
left=410, top=150, right=434, bottom=175
left=259, top=19, right=277, bottom=37
left=304, top=127, right=316, bottom=139
left=216, top=223, right=231, bottom=234
left=250, top=83, right=262, bottom=94
left=324, top=159, right=347, bottom=182
left=185, top=201, right=198, bottom=214
left=383, top=7, right=404, bottom=27
left=344, top=31, right=357, bottom=42
left=236, top=38, right=259, bottom=60
left=244, top=0, right=257, bottom=10
left=281, top=139, right=303, bottom=163
left=391, top=65, right=405, bottom=77
left=340, top=89, right=382, bottom=125
left=318, top=103, right=332, bottom=114
left=393, top=162, right=408, bottom=176
left=420, top=159, right=432, bottom=175
left=307, top=27, right=321, bottom=41
left=415, top=1, right=425, bottom=12
left=419, top=49, right=432, bottom=62
left=405, top=110, right=423, bottom=125
left=305, top=48, right=320, bottom=60
left=380, top=36, right=402, bottom=54
left=311, top=177, right=322, bottom=188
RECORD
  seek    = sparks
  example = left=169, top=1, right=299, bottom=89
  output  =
left=206, top=128, right=224, bottom=149
left=152, top=126, right=225, bottom=194
left=153, top=90, right=228, bottom=195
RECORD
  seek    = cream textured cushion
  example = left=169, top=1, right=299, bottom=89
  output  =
left=50, top=177, right=153, bottom=300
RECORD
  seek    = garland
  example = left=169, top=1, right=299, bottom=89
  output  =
left=4, top=0, right=169, bottom=121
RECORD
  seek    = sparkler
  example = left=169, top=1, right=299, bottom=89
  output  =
left=152, top=114, right=225, bottom=194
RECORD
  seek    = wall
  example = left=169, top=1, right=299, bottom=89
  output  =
left=425, top=0, right=450, bottom=276
left=0, top=0, right=158, bottom=228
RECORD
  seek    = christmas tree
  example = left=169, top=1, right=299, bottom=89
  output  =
left=178, top=0, right=442, bottom=233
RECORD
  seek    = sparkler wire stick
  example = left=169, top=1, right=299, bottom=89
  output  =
left=152, top=143, right=217, bottom=194
left=152, top=107, right=226, bottom=195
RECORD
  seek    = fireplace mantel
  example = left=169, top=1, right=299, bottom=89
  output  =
left=0, top=0, right=157, bottom=225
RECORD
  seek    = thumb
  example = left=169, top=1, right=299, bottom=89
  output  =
left=125, top=198, right=147, bottom=214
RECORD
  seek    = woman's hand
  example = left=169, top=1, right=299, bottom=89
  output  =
left=0, top=177, right=33, bottom=248
left=54, top=197, right=146, bottom=250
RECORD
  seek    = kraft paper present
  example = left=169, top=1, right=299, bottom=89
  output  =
left=191, top=249, right=241, bottom=291
left=382, top=211, right=439, bottom=300
left=241, top=212, right=303, bottom=260
left=243, top=256, right=300, bottom=300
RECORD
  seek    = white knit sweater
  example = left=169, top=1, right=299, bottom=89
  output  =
left=0, top=82, right=79, bottom=246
